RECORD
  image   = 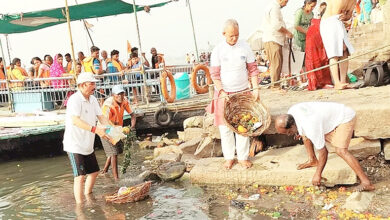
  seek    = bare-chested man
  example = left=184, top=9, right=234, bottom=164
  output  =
left=275, top=102, right=375, bottom=191
left=320, top=0, right=356, bottom=90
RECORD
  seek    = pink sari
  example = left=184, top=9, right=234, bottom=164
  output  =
left=50, top=54, right=65, bottom=88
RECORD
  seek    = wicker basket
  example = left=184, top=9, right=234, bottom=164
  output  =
left=105, top=181, right=152, bottom=204
left=223, top=93, right=271, bottom=137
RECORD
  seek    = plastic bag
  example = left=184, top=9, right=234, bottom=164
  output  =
left=106, top=126, right=127, bottom=145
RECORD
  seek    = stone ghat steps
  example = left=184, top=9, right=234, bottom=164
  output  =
left=190, top=145, right=357, bottom=186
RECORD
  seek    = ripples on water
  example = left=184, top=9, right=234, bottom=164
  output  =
left=0, top=149, right=211, bottom=219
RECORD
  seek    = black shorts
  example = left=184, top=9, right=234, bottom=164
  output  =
left=68, top=152, right=100, bottom=177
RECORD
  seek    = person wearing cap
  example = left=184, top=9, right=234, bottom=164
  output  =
left=100, top=85, right=136, bottom=180
left=63, top=72, right=113, bottom=204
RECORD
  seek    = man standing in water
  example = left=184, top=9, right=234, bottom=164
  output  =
left=63, top=72, right=112, bottom=204
left=208, top=19, right=260, bottom=169
left=100, top=85, right=136, bottom=181
left=320, top=0, right=356, bottom=89
left=274, top=102, right=374, bottom=191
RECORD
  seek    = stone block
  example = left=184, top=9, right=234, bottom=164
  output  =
left=327, top=138, right=381, bottom=160
left=203, top=113, right=214, bottom=128
left=354, top=104, right=390, bottom=139
left=177, top=131, right=185, bottom=141
left=153, top=153, right=182, bottom=165
left=190, top=145, right=357, bottom=186
left=343, top=192, right=374, bottom=213
left=195, top=137, right=223, bottom=158
left=205, top=125, right=220, bottom=139
left=162, top=138, right=175, bottom=146
left=179, top=137, right=202, bottom=154
left=154, top=145, right=183, bottom=158
left=139, top=140, right=159, bottom=149
left=156, top=162, right=186, bottom=181
left=183, top=116, right=204, bottom=129
left=181, top=154, right=200, bottom=172
left=384, top=140, right=390, bottom=160
left=183, top=128, right=207, bottom=142
left=137, top=170, right=161, bottom=182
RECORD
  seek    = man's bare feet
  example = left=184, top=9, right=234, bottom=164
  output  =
left=297, top=160, right=318, bottom=170
left=238, top=160, right=253, bottom=169
left=354, top=183, right=375, bottom=192
left=334, top=83, right=349, bottom=90
left=223, top=160, right=235, bottom=170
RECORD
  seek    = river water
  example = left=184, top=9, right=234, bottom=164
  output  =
left=2, top=146, right=390, bottom=219
left=0, top=149, right=215, bottom=220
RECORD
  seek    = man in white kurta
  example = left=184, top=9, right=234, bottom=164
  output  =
left=209, top=19, right=260, bottom=169
left=262, top=0, right=293, bottom=88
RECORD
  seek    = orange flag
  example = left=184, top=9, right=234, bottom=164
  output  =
left=127, top=40, right=132, bottom=54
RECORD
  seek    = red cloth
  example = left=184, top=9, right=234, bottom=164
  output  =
left=305, top=19, right=333, bottom=91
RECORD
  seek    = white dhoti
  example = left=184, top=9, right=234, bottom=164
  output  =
left=219, top=125, right=250, bottom=160
left=320, top=15, right=355, bottom=59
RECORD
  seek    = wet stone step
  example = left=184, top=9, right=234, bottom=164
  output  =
left=190, top=145, right=357, bottom=186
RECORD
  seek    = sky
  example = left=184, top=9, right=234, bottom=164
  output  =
left=0, top=0, right=323, bottom=67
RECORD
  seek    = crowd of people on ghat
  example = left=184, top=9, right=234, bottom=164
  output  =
left=0, top=46, right=166, bottom=92
left=254, top=0, right=386, bottom=91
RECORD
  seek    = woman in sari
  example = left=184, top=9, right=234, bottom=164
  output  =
left=305, top=2, right=333, bottom=91
left=294, top=0, right=317, bottom=52
left=50, top=54, right=66, bottom=88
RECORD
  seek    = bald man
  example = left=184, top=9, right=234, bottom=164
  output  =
left=208, top=19, right=260, bottom=169
left=275, top=102, right=374, bottom=191
left=320, top=0, right=356, bottom=90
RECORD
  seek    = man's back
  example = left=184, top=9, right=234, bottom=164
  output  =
left=288, top=102, right=355, bottom=149
left=323, top=0, right=356, bottom=19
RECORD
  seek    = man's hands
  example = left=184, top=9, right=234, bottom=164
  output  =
left=220, top=90, right=229, bottom=102
left=286, top=31, right=293, bottom=39
left=95, top=126, right=111, bottom=141
left=252, top=87, right=260, bottom=102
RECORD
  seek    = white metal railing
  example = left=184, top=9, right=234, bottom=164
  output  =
left=0, top=64, right=210, bottom=112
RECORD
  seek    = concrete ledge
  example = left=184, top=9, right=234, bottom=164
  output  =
left=190, top=145, right=357, bottom=186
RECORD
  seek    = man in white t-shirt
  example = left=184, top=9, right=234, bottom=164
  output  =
left=262, top=0, right=293, bottom=88
left=274, top=102, right=374, bottom=191
left=63, top=72, right=112, bottom=204
left=208, top=19, right=260, bottom=169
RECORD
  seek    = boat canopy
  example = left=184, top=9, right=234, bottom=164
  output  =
left=0, top=0, right=170, bottom=34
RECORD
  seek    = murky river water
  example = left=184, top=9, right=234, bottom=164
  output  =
left=0, top=149, right=214, bottom=219
left=2, top=146, right=390, bottom=220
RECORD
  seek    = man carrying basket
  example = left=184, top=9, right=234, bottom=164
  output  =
left=208, top=19, right=260, bottom=169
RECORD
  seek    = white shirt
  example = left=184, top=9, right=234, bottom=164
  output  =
left=288, top=102, right=356, bottom=150
left=102, top=59, right=107, bottom=72
left=262, top=0, right=286, bottom=46
left=210, top=39, right=255, bottom=92
left=63, top=91, right=103, bottom=155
